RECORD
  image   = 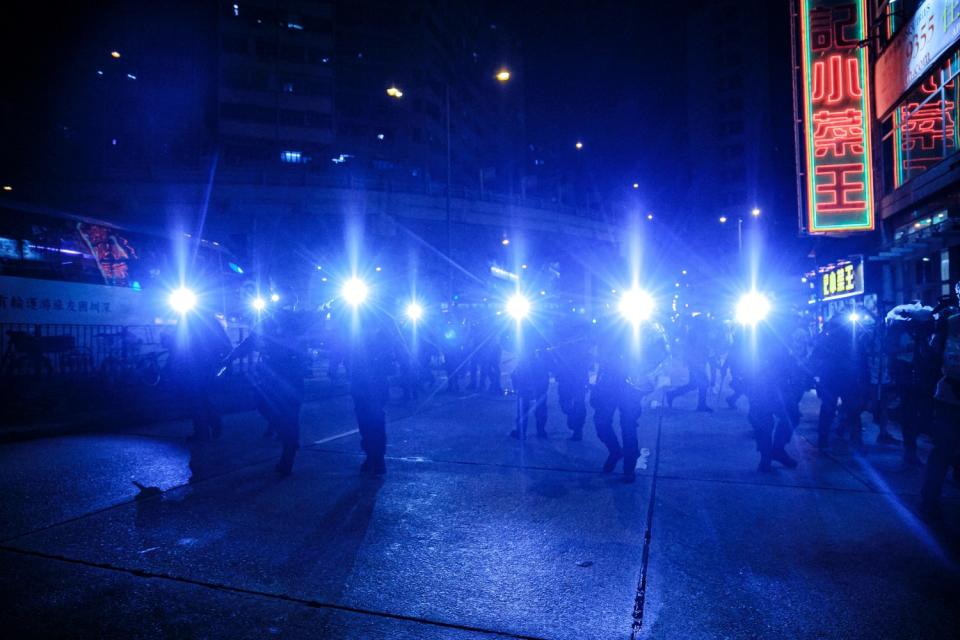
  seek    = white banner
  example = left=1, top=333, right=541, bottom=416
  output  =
left=0, top=276, right=164, bottom=325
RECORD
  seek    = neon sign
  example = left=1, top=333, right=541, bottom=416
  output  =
left=799, top=0, right=875, bottom=233
left=804, top=256, right=864, bottom=302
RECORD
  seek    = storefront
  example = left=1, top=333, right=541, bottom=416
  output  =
left=870, top=0, right=960, bottom=305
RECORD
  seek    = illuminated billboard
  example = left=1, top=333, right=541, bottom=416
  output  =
left=803, top=256, right=865, bottom=302
left=799, top=0, right=875, bottom=233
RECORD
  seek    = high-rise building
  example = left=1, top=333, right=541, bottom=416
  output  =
left=681, top=0, right=796, bottom=251
left=217, top=1, right=336, bottom=167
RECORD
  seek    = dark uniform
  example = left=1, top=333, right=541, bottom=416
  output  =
left=235, top=307, right=309, bottom=475
left=349, top=319, right=395, bottom=475
left=591, top=321, right=668, bottom=482
left=511, top=346, right=550, bottom=439
left=921, top=296, right=960, bottom=520
left=740, top=320, right=801, bottom=471
left=441, top=317, right=465, bottom=392
left=175, top=313, right=232, bottom=441
left=552, top=325, right=592, bottom=441
left=666, top=314, right=711, bottom=412
left=812, top=318, right=869, bottom=448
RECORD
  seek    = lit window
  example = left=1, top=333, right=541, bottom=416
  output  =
left=287, top=22, right=303, bottom=30
left=280, top=150, right=304, bottom=163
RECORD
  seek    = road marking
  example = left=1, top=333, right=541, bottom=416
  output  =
left=312, top=429, right=359, bottom=445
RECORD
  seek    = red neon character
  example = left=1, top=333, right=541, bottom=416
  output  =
left=812, top=108, right=864, bottom=157
left=901, top=100, right=956, bottom=152
left=809, top=4, right=858, bottom=52
left=811, top=55, right=862, bottom=104
left=815, top=163, right=866, bottom=212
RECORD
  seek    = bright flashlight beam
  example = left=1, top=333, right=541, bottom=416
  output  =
left=735, top=291, right=771, bottom=325
left=506, top=294, right=531, bottom=320
left=405, top=302, right=423, bottom=322
left=169, top=287, right=197, bottom=314
left=252, top=297, right=266, bottom=311
left=618, top=288, right=655, bottom=324
left=342, top=277, right=369, bottom=307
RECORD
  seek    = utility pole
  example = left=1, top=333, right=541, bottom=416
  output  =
left=445, top=83, right=453, bottom=301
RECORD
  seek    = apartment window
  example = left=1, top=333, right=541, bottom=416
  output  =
left=280, top=150, right=310, bottom=164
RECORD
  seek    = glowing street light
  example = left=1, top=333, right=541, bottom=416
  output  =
left=632, top=183, right=639, bottom=189
left=386, top=86, right=404, bottom=98
left=719, top=216, right=728, bottom=223
left=405, top=301, right=424, bottom=322
left=618, top=288, right=655, bottom=325
left=646, top=213, right=654, bottom=220
left=501, top=237, right=510, bottom=246
left=506, top=293, right=531, bottom=320
left=251, top=297, right=267, bottom=312
left=110, top=51, right=121, bottom=59
left=270, top=293, right=281, bottom=303
left=168, top=287, right=197, bottom=314
left=848, top=311, right=861, bottom=324
left=341, top=277, right=369, bottom=307
left=575, top=141, right=584, bottom=150
left=495, top=68, right=511, bottom=82
left=735, top=291, right=771, bottom=326
left=751, top=207, right=761, bottom=217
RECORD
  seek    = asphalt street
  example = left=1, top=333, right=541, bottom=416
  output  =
left=1, top=383, right=959, bottom=639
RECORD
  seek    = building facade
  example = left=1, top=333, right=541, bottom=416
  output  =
left=870, top=0, right=960, bottom=305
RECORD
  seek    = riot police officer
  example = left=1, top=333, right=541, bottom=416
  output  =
left=921, top=283, right=960, bottom=522
left=812, top=316, right=869, bottom=449
left=175, top=311, right=232, bottom=442
left=348, top=313, right=397, bottom=475
left=551, top=319, right=593, bottom=441
left=511, top=342, right=550, bottom=439
left=591, top=319, right=668, bottom=482
left=739, top=317, right=801, bottom=472
left=231, top=290, right=310, bottom=476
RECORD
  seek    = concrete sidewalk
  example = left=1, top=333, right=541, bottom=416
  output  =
left=1, top=385, right=958, bottom=638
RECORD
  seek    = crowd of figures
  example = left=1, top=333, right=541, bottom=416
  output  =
left=168, top=283, right=960, bottom=520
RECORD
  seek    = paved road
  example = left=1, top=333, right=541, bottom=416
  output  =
left=1, top=384, right=958, bottom=639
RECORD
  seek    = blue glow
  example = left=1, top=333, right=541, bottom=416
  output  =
left=280, top=150, right=303, bottom=164
left=131, top=280, right=142, bottom=291
left=228, top=261, right=244, bottom=274
left=342, top=277, right=369, bottom=307
left=735, top=291, right=771, bottom=326
left=618, top=288, right=655, bottom=324
left=168, top=287, right=197, bottom=314
left=506, top=293, right=531, bottom=320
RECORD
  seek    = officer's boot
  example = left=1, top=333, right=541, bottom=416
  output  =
left=276, top=442, right=297, bottom=477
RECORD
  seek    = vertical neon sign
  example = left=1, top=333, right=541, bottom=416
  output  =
left=800, top=0, right=875, bottom=232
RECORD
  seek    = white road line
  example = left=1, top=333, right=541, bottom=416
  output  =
left=312, top=429, right=359, bottom=445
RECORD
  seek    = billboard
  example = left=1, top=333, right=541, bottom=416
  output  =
left=875, top=0, right=960, bottom=117
left=798, top=0, right=875, bottom=233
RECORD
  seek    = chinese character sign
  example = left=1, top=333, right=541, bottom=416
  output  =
left=800, top=0, right=875, bottom=232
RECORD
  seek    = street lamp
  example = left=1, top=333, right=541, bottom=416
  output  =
left=719, top=216, right=728, bottom=223
left=495, top=68, right=511, bottom=83
left=386, top=86, right=403, bottom=98
left=751, top=207, right=761, bottom=217
left=575, top=141, right=584, bottom=150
